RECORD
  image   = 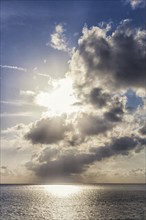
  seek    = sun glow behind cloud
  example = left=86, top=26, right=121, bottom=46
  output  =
left=35, top=78, right=79, bottom=115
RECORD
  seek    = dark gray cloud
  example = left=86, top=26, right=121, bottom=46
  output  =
left=38, top=147, right=59, bottom=163
left=139, top=123, right=146, bottom=135
left=24, top=110, right=118, bottom=147
left=25, top=115, right=72, bottom=144
left=76, top=20, right=145, bottom=89
left=111, top=24, right=145, bottom=88
left=77, top=113, right=113, bottom=136
left=90, top=136, right=143, bottom=159
left=1, top=166, right=7, bottom=169
left=26, top=153, right=90, bottom=178
left=67, top=134, right=85, bottom=147
left=79, top=35, right=111, bottom=77
left=26, top=135, right=145, bottom=179
left=104, top=106, right=124, bottom=122
left=89, top=87, right=110, bottom=107
left=104, top=136, right=138, bottom=154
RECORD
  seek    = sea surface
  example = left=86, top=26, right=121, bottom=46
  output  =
left=0, top=184, right=146, bottom=220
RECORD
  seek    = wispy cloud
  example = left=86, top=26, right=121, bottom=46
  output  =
left=20, top=90, right=35, bottom=96
left=1, top=112, right=34, bottom=117
left=0, top=65, right=27, bottom=72
left=33, top=67, right=51, bottom=78
left=1, top=100, right=34, bottom=106
left=37, top=73, right=51, bottom=78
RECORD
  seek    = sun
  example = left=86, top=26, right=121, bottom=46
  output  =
left=35, top=78, right=79, bottom=115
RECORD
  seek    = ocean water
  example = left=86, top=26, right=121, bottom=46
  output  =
left=0, top=184, right=145, bottom=220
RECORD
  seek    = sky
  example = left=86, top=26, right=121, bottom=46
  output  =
left=0, top=0, right=146, bottom=184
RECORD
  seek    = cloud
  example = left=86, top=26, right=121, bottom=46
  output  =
left=24, top=115, right=72, bottom=144
left=26, top=135, right=145, bottom=180
left=1, top=112, right=34, bottom=117
left=0, top=65, right=27, bottom=72
left=48, top=24, right=70, bottom=52
left=20, top=90, right=36, bottom=103
left=66, top=133, right=85, bottom=147
left=20, top=90, right=35, bottom=96
left=1, top=99, right=45, bottom=110
left=1, top=123, right=27, bottom=135
left=36, top=73, right=51, bottom=78
left=104, top=108, right=123, bottom=123
left=69, top=20, right=145, bottom=90
left=1, top=125, right=34, bottom=153
left=104, top=104, right=124, bottom=122
left=77, top=113, right=113, bottom=136
left=0, top=166, right=14, bottom=176
left=38, top=147, right=59, bottom=163
left=1, top=166, right=7, bottom=169
left=139, top=123, right=146, bottom=135
left=1, top=100, right=32, bottom=106
left=88, top=87, right=110, bottom=107
left=130, top=168, right=145, bottom=175
left=75, top=95, right=126, bottom=137
left=125, top=0, right=146, bottom=9
left=20, top=20, right=145, bottom=182
left=24, top=93, right=127, bottom=147
left=26, top=153, right=91, bottom=179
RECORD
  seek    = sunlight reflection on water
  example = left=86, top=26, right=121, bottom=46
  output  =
left=44, top=184, right=81, bottom=197
left=0, top=184, right=145, bottom=220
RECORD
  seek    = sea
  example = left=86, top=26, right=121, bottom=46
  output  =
left=0, top=184, right=145, bottom=220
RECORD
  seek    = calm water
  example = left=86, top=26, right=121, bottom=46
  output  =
left=0, top=184, right=145, bottom=220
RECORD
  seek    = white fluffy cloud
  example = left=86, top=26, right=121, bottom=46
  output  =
left=48, top=24, right=70, bottom=52
left=125, top=0, right=146, bottom=9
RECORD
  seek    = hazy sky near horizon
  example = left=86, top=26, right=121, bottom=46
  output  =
left=1, top=0, right=146, bottom=184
